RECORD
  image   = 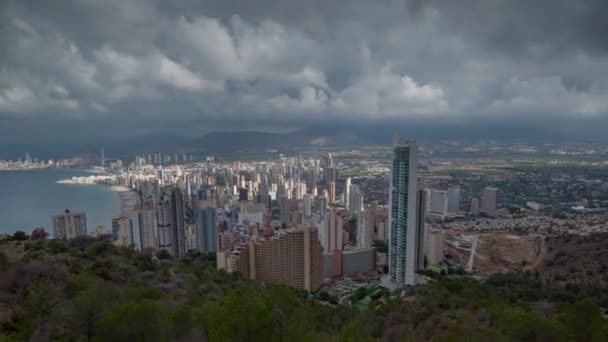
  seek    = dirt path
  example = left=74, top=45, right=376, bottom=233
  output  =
left=466, top=235, right=479, bottom=271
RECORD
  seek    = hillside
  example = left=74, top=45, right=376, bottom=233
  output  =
left=188, top=129, right=377, bottom=154
left=537, top=233, right=608, bottom=287
left=1, top=237, right=608, bottom=341
left=473, top=234, right=545, bottom=276
left=454, top=232, right=608, bottom=290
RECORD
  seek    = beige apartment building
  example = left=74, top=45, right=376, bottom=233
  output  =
left=220, top=226, right=324, bottom=292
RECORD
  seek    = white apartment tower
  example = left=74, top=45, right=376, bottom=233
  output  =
left=348, top=184, right=364, bottom=213
left=344, top=177, right=351, bottom=208
left=52, top=209, right=87, bottom=240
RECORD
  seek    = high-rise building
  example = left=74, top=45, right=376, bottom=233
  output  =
left=447, top=187, right=460, bottom=213
left=426, top=228, right=444, bottom=266
left=316, top=195, right=327, bottom=217
left=196, top=208, right=218, bottom=253
left=388, top=139, right=424, bottom=285
left=52, top=209, right=87, bottom=240
left=156, top=192, right=175, bottom=255
left=325, top=167, right=337, bottom=183
left=356, top=211, right=371, bottom=249
left=328, top=182, right=336, bottom=204
left=377, top=219, right=388, bottom=242
left=171, top=187, right=187, bottom=257
left=344, top=177, right=351, bottom=208
left=137, top=201, right=157, bottom=251
left=112, top=216, right=134, bottom=247
left=258, top=183, right=271, bottom=210
left=430, top=190, right=448, bottom=216
left=348, top=184, right=364, bottom=213
left=296, top=182, right=307, bottom=200
left=317, top=209, right=344, bottom=253
left=414, top=190, right=426, bottom=271
left=424, top=188, right=432, bottom=213
left=470, top=198, right=480, bottom=215
left=156, top=187, right=186, bottom=257
left=303, top=193, right=313, bottom=218
left=481, top=187, right=499, bottom=215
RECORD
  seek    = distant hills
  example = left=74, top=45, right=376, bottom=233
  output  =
left=187, top=128, right=383, bottom=153
left=2, top=119, right=608, bottom=160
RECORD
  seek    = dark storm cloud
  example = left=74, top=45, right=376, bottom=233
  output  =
left=0, top=0, right=607, bottom=143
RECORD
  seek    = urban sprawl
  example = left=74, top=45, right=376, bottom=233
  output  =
left=7, top=139, right=608, bottom=299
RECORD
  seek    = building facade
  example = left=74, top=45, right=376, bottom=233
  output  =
left=52, top=210, right=87, bottom=240
left=196, top=207, right=218, bottom=253
left=388, top=139, right=421, bottom=285
left=447, top=187, right=461, bottom=213
left=112, top=216, right=134, bottom=247
left=481, top=187, right=499, bottom=215
left=137, top=201, right=157, bottom=251
left=220, top=227, right=324, bottom=292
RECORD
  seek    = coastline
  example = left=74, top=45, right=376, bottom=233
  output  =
left=0, top=167, right=100, bottom=172
left=56, top=177, right=136, bottom=214
left=0, top=169, right=122, bottom=234
left=56, top=174, right=115, bottom=185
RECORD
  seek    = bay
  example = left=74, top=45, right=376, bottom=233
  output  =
left=0, top=169, right=121, bottom=235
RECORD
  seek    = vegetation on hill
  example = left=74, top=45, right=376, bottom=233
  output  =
left=538, top=233, right=608, bottom=287
left=0, top=237, right=607, bottom=341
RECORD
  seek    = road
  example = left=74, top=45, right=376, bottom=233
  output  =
left=466, top=235, right=480, bottom=271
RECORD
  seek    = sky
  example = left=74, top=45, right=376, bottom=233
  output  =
left=1, top=0, right=608, bottom=146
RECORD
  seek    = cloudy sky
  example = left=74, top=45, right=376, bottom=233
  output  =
left=1, top=0, right=608, bottom=145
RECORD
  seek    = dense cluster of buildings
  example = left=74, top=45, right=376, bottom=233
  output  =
left=50, top=139, right=450, bottom=291
left=0, top=152, right=94, bottom=170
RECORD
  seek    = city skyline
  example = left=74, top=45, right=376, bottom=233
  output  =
left=1, top=1, right=608, bottom=340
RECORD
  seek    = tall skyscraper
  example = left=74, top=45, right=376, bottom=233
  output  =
left=112, top=216, right=134, bottom=247
left=137, top=201, right=157, bottom=251
left=171, top=187, right=187, bottom=257
left=344, top=177, right=351, bottom=208
left=156, top=192, right=175, bottom=255
left=481, top=187, right=499, bottom=215
left=414, top=190, right=426, bottom=271
left=156, top=187, right=186, bottom=257
left=316, top=195, right=327, bottom=217
left=317, top=209, right=344, bottom=253
left=388, top=139, right=423, bottom=285
left=325, top=167, right=337, bottom=183
left=447, top=187, right=461, bottom=213
left=348, top=184, right=364, bottom=213
left=196, top=208, right=218, bottom=253
left=356, top=211, right=371, bottom=249
left=303, top=193, right=313, bottom=218
left=52, top=209, right=87, bottom=240
left=328, top=181, right=336, bottom=203
left=424, top=188, right=432, bottom=213
left=470, top=198, right=480, bottom=215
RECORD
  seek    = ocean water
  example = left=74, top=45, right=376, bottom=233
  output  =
left=0, top=169, right=121, bottom=235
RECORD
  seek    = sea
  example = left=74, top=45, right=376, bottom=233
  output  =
left=0, top=169, right=121, bottom=235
